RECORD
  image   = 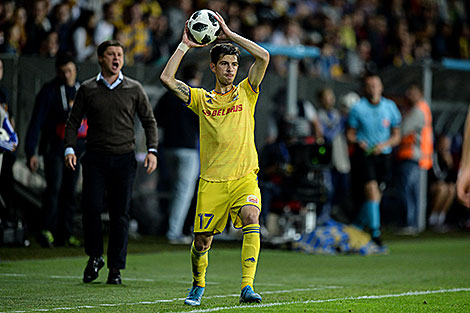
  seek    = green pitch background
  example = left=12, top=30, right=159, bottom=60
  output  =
left=1, top=234, right=470, bottom=312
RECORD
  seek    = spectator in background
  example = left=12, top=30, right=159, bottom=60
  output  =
left=339, top=13, right=357, bottom=52
left=455, top=22, right=470, bottom=59
left=49, top=2, right=73, bottom=54
left=155, top=63, right=201, bottom=245
left=316, top=88, right=351, bottom=224
left=119, top=2, right=151, bottom=65
left=70, top=9, right=97, bottom=62
left=13, top=6, right=28, bottom=52
left=140, top=0, right=163, bottom=21
left=428, top=134, right=457, bottom=231
left=316, top=41, right=343, bottom=79
left=165, top=0, right=193, bottom=49
left=270, top=19, right=304, bottom=76
left=24, top=0, right=51, bottom=55
left=146, top=14, right=171, bottom=66
left=413, top=38, right=432, bottom=63
left=250, top=21, right=273, bottom=44
left=367, top=14, right=390, bottom=68
left=64, top=40, right=158, bottom=285
left=94, top=2, right=116, bottom=46
left=38, top=30, right=59, bottom=58
left=345, top=40, right=376, bottom=77
left=395, top=83, right=433, bottom=235
left=0, top=0, right=15, bottom=28
left=0, top=22, right=21, bottom=55
left=271, top=87, right=323, bottom=143
left=347, top=72, right=402, bottom=246
left=25, top=53, right=83, bottom=248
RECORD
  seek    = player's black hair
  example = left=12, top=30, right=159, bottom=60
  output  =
left=210, top=43, right=240, bottom=64
left=97, top=40, right=125, bottom=58
left=55, top=51, right=76, bottom=69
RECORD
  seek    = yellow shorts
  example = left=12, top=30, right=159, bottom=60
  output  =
left=194, top=171, right=262, bottom=234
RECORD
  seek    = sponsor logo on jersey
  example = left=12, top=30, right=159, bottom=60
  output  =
left=202, top=104, right=243, bottom=117
left=247, top=195, right=259, bottom=204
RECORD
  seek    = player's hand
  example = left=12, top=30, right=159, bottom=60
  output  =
left=358, top=141, right=368, bottom=151
left=372, top=143, right=386, bottom=155
left=144, top=153, right=157, bottom=174
left=213, top=12, right=233, bottom=40
left=27, top=155, right=39, bottom=172
left=183, top=21, right=209, bottom=48
left=456, top=167, right=470, bottom=208
left=65, top=153, right=77, bottom=171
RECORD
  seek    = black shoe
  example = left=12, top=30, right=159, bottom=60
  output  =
left=372, top=236, right=383, bottom=247
left=106, top=269, right=122, bottom=285
left=83, top=256, right=105, bottom=283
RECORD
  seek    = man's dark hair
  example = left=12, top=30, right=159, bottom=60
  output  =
left=210, top=43, right=240, bottom=64
left=363, top=69, right=380, bottom=81
left=97, top=40, right=125, bottom=58
left=408, top=82, right=423, bottom=92
left=361, top=70, right=382, bottom=90
left=55, top=52, right=76, bottom=69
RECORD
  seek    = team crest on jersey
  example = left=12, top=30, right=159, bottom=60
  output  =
left=382, top=118, right=390, bottom=128
left=247, top=195, right=259, bottom=204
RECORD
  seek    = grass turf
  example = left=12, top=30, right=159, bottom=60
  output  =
left=1, top=233, right=469, bottom=312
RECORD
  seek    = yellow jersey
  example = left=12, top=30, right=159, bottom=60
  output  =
left=188, top=78, right=259, bottom=182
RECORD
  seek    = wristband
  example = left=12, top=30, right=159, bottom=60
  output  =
left=177, top=42, right=189, bottom=53
left=149, top=150, right=158, bottom=157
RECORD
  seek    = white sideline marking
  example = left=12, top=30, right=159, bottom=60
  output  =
left=178, top=288, right=470, bottom=313
left=0, top=286, right=338, bottom=313
left=2, top=287, right=469, bottom=313
left=0, top=273, right=26, bottom=277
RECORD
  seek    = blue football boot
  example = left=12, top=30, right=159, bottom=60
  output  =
left=240, top=285, right=262, bottom=303
left=184, top=285, right=205, bottom=306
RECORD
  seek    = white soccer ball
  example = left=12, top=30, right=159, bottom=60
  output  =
left=188, top=9, right=220, bottom=45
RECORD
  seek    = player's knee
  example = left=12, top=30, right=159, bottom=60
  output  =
left=240, top=205, right=260, bottom=225
left=364, top=181, right=380, bottom=200
left=193, top=234, right=212, bottom=251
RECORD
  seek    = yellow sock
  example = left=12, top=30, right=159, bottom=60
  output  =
left=241, top=224, right=260, bottom=290
left=190, top=241, right=209, bottom=287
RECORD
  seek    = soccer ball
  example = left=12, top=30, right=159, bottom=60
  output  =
left=188, top=9, right=221, bottom=45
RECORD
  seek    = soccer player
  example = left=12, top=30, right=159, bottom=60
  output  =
left=160, top=12, right=269, bottom=306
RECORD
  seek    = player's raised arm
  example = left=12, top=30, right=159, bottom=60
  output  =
left=160, top=23, right=206, bottom=102
left=214, top=13, right=269, bottom=91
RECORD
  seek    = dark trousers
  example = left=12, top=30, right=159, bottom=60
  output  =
left=42, top=139, right=84, bottom=242
left=80, top=151, right=137, bottom=269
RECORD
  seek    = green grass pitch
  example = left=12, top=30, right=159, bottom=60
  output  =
left=1, top=234, right=470, bottom=312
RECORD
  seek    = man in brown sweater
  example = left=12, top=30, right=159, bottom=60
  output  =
left=64, top=40, right=158, bottom=285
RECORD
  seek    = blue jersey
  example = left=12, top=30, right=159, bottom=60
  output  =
left=348, top=96, right=401, bottom=154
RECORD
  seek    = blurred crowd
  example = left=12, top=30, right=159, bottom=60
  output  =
left=0, top=0, right=469, bottom=75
